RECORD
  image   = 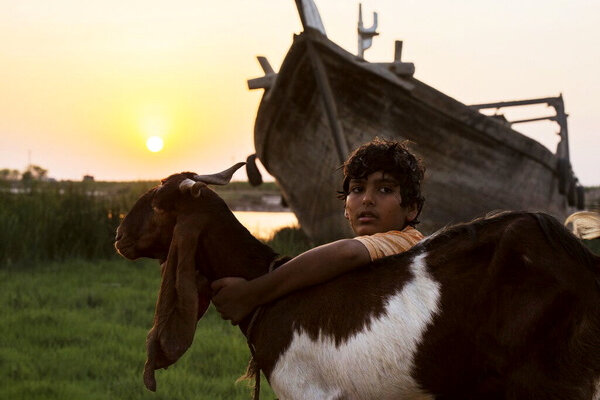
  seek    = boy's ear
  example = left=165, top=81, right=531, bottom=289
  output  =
left=406, top=203, right=418, bottom=223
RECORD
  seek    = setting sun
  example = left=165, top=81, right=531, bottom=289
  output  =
left=146, top=136, right=164, bottom=152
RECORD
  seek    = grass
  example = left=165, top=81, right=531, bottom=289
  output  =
left=0, top=258, right=277, bottom=400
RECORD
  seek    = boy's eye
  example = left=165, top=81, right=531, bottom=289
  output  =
left=379, top=186, right=393, bottom=193
left=350, top=186, right=363, bottom=193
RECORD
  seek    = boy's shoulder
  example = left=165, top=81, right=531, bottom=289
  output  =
left=354, top=227, right=424, bottom=261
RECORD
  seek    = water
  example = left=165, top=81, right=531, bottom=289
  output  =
left=232, top=211, right=298, bottom=239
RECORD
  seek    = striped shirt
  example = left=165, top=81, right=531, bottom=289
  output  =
left=354, top=226, right=424, bottom=261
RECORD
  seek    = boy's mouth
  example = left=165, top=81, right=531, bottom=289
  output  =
left=357, top=211, right=378, bottom=222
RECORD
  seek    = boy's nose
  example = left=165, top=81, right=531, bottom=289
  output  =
left=362, top=190, right=374, bottom=205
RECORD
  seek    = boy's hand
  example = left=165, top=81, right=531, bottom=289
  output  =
left=211, top=277, right=257, bottom=325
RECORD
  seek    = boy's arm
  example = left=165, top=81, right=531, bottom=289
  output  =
left=211, top=238, right=370, bottom=324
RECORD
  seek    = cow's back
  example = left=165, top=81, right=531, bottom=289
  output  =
left=250, top=212, right=600, bottom=399
left=415, top=212, right=600, bottom=399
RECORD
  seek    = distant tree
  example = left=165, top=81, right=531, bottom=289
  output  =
left=30, top=165, right=48, bottom=180
left=21, top=164, right=49, bottom=182
left=21, top=170, right=33, bottom=183
left=0, top=169, right=21, bottom=181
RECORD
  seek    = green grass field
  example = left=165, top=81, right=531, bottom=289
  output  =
left=0, top=258, right=277, bottom=400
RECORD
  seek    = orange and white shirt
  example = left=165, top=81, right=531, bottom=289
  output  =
left=354, top=226, right=424, bottom=261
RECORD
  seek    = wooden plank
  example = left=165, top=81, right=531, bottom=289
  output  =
left=247, top=75, right=277, bottom=90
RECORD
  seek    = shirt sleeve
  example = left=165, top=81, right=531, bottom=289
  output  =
left=354, top=227, right=424, bottom=261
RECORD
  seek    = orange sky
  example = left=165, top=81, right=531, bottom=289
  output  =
left=1, top=0, right=599, bottom=185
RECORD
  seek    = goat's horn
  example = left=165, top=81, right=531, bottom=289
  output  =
left=179, top=178, right=206, bottom=197
left=193, top=162, right=246, bottom=185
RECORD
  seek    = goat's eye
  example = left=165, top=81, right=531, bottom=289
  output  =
left=152, top=206, right=164, bottom=214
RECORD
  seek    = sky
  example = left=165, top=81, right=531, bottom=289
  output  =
left=1, top=0, right=599, bottom=185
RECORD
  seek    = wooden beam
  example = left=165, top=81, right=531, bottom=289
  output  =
left=469, top=96, right=560, bottom=110
left=247, top=56, right=277, bottom=91
left=374, top=62, right=415, bottom=77
left=305, top=33, right=349, bottom=163
left=257, top=56, right=275, bottom=75
left=469, top=95, right=570, bottom=161
left=394, top=40, right=403, bottom=62
left=510, top=115, right=557, bottom=125
left=247, top=75, right=277, bottom=90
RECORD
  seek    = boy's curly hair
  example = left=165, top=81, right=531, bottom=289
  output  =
left=339, top=138, right=425, bottom=226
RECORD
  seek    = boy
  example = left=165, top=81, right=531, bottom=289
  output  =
left=211, top=138, right=426, bottom=324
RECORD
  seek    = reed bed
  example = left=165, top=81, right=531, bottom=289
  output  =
left=0, top=180, right=156, bottom=266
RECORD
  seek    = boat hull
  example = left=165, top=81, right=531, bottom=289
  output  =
left=254, top=31, right=572, bottom=243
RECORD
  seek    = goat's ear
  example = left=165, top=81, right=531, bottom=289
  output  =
left=143, top=216, right=210, bottom=392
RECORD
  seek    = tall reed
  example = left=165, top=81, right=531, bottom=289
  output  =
left=0, top=181, right=156, bottom=266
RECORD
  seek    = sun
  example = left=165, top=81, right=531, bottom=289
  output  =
left=146, top=136, right=164, bottom=152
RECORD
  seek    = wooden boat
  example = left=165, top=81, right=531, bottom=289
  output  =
left=246, top=1, right=583, bottom=244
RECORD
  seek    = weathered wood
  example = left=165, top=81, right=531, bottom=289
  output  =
left=305, top=29, right=349, bottom=165
left=252, top=31, right=578, bottom=244
left=394, top=40, right=403, bottom=62
left=294, top=0, right=326, bottom=35
left=257, top=56, right=275, bottom=74
left=247, top=56, right=277, bottom=91
left=247, top=75, right=277, bottom=90
left=469, top=97, right=560, bottom=110
left=510, top=115, right=557, bottom=125
left=374, top=61, right=415, bottom=76
left=470, top=95, right=571, bottom=163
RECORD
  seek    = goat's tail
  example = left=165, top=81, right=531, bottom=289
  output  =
left=237, top=356, right=260, bottom=399
left=237, top=356, right=259, bottom=384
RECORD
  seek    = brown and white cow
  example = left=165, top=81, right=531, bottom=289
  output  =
left=115, top=165, right=600, bottom=400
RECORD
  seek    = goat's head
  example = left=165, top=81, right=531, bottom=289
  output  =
left=114, top=162, right=245, bottom=392
left=114, top=163, right=245, bottom=261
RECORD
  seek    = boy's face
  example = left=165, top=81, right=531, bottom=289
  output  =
left=344, top=171, right=417, bottom=236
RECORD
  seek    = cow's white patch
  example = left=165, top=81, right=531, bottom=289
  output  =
left=270, top=252, right=440, bottom=400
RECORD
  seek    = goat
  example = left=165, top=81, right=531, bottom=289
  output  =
left=115, top=163, right=600, bottom=400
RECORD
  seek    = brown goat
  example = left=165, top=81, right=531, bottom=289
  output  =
left=115, top=163, right=600, bottom=400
